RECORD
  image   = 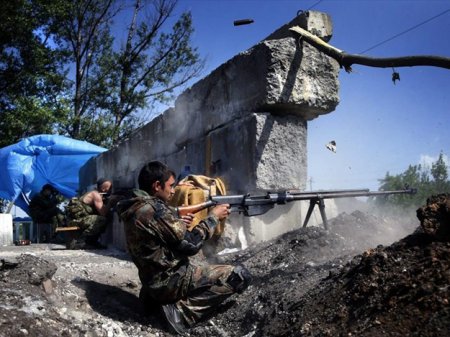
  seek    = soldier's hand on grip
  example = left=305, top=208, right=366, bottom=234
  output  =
left=211, top=204, right=230, bottom=221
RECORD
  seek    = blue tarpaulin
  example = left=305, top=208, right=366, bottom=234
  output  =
left=0, top=134, right=106, bottom=212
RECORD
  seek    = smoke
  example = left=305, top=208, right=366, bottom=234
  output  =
left=327, top=200, right=420, bottom=254
left=369, top=203, right=420, bottom=242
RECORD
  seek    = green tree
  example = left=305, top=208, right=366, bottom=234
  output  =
left=0, top=198, right=7, bottom=213
left=53, top=0, right=203, bottom=147
left=0, top=0, right=69, bottom=147
left=0, top=96, right=69, bottom=145
left=0, top=0, right=202, bottom=148
left=48, top=0, right=118, bottom=144
left=375, top=153, right=450, bottom=210
left=430, top=152, right=450, bottom=192
left=98, top=0, right=203, bottom=146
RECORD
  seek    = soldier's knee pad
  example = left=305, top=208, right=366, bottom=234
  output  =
left=226, top=265, right=252, bottom=293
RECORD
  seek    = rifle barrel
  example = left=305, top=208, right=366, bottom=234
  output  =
left=286, top=188, right=416, bottom=201
left=287, top=188, right=369, bottom=195
left=174, top=187, right=417, bottom=218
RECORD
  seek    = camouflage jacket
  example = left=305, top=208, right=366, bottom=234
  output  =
left=117, top=189, right=219, bottom=285
left=66, top=195, right=97, bottom=220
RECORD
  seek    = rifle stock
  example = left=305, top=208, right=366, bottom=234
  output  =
left=176, top=201, right=215, bottom=217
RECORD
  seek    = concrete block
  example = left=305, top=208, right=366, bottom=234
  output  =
left=78, top=11, right=341, bottom=248
left=173, top=11, right=339, bottom=147
left=0, top=214, right=13, bottom=246
left=199, top=113, right=307, bottom=192
left=264, top=10, right=333, bottom=42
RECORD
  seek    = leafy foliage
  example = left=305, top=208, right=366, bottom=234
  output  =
left=374, top=152, right=450, bottom=210
left=0, top=0, right=203, bottom=148
left=0, top=199, right=8, bottom=213
left=0, top=0, right=69, bottom=147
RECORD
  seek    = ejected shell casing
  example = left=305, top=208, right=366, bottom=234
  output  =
left=233, top=19, right=254, bottom=26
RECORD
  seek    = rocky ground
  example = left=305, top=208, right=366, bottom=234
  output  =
left=1, top=194, right=449, bottom=337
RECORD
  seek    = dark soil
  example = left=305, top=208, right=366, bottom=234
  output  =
left=1, top=194, right=449, bottom=337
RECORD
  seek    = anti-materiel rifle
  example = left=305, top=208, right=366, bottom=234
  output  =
left=176, top=187, right=417, bottom=230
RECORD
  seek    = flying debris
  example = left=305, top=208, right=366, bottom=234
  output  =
left=233, top=19, right=254, bottom=26
left=326, top=140, right=336, bottom=153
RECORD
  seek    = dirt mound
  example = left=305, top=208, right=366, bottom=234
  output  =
left=262, top=232, right=450, bottom=337
left=257, top=193, right=450, bottom=337
left=1, top=195, right=449, bottom=336
left=189, top=196, right=449, bottom=336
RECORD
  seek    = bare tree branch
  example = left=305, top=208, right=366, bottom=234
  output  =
left=128, top=0, right=175, bottom=65
left=289, top=26, right=450, bottom=72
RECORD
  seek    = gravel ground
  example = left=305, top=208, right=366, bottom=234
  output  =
left=1, top=194, right=449, bottom=337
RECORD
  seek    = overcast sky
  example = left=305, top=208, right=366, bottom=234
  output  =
left=169, top=0, right=450, bottom=191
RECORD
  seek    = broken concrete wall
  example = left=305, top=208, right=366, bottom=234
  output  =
left=80, top=11, right=340, bottom=249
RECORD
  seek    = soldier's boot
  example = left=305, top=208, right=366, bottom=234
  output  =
left=84, top=236, right=107, bottom=249
left=161, top=303, right=188, bottom=335
left=67, top=233, right=103, bottom=250
left=138, top=287, right=159, bottom=314
left=67, top=238, right=87, bottom=250
left=67, top=239, right=106, bottom=250
left=226, top=265, right=253, bottom=293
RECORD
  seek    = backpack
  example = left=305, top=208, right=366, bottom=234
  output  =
left=169, top=175, right=227, bottom=236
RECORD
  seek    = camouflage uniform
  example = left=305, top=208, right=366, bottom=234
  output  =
left=66, top=195, right=108, bottom=243
left=117, top=189, right=250, bottom=327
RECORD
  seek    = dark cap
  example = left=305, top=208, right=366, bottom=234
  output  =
left=42, top=184, right=54, bottom=192
left=96, top=178, right=110, bottom=189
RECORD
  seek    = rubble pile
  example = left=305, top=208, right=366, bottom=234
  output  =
left=0, top=255, right=68, bottom=337
left=0, top=195, right=449, bottom=336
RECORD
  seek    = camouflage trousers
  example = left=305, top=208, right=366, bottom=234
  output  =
left=68, top=214, right=107, bottom=242
left=141, top=263, right=235, bottom=326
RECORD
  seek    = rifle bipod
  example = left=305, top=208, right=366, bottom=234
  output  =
left=302, top=197, right=329, bottom=230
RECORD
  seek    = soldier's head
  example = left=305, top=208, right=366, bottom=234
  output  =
left=41, top=184, right=55, bottom=196
left=138, top=161, right=176, bottom=202
left=96, top=178, right=112, bottom=193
